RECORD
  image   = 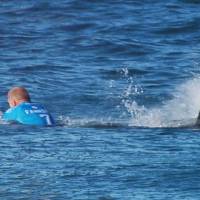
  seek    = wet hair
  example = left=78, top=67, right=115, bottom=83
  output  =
left=8, top=87, right=31, bottom=102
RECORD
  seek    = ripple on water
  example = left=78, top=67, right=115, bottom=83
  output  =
left=99, top=68, right=149, bottom=80
left=154, top=18, right=200, bottom=35
left=1, top=0, right=200, bottom=199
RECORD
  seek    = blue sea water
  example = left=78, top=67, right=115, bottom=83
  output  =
left=1, top=0, right=200, bottom=199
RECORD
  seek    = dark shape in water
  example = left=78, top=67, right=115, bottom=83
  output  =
left=195, top=112, right=200, bottom=126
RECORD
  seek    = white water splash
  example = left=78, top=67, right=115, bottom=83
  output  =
left=126, top=77, right=200, bottom=127
left=58, top=67, right=200, bottom=128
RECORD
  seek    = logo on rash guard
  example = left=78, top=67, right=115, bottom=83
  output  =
left=24, top=109, right=47, bottom=115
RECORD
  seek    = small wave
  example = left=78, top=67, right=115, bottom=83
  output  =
left=57, top=116, right=130, bottom=128
left=181, top=0, right=200, bottom=4
left=8, top=64, right=71, bottom=73
left=55, top=116, right=197, bottom=129
left=155, top=18, right=200, bottom=35
left=58, top=23, right=96, bottom=32
left=99, top=68, right=149, bottom=80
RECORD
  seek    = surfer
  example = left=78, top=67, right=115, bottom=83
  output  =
left=2, top=87, right=54, bottom=126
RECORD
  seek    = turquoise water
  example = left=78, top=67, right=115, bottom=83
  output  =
left=1, top=0, right=200, bottom=199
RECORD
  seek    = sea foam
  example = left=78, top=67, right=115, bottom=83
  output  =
left=125, top=77, right=200, bottom=127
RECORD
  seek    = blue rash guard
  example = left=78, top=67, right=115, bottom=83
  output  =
left=3, top=102, right=54, bottom=126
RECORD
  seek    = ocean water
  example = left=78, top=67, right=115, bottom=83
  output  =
left=1, top=0, right=200, bottom=199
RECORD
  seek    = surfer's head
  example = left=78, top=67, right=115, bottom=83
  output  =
left=7, top=87, right=31, bottom=107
